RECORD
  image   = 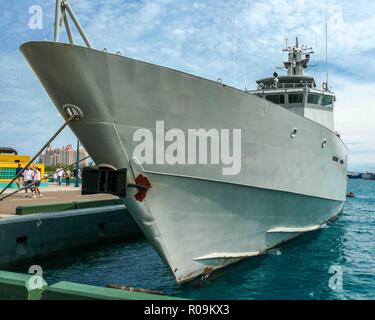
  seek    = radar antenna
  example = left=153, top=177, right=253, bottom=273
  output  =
left=282, top=38, right=314, bottom=76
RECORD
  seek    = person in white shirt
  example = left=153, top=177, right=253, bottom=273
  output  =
left=33, top=167, right=42, bottom=198
left=56, top=167, right=64, bottom=186
left=23, top=167, right=35, bottom=197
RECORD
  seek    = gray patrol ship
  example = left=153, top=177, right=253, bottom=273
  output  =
left=20, top=1, right=348, bottom=284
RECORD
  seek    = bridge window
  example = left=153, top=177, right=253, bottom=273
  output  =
left=307, top=94, right=320, bottom=104
left=288, top=93, right=304, bottom=104
left=266, top=95, right=285, bottom=105
left=322, top=95, right=333, bottom=108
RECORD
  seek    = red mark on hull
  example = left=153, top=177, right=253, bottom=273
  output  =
left=134, top=175, right=151, bottom=202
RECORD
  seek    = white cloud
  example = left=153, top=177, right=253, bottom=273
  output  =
left=333, top=76, right=375, bottom=169
left=0, top=52, right=76, bottom=155
left=0, top=0, right=374, bottom=170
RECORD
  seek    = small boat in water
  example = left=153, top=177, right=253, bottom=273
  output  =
left=362, top=172, right=375, bottom=180
left=347, top=172, right=362, bottom=179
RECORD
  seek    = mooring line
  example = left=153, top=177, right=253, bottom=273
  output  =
left=0, top=115, right=78, bottom=197
left=0, top=156, right=90, bottom=202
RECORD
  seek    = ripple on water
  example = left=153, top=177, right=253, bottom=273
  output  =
left=9, top=180, right=375, bottom=299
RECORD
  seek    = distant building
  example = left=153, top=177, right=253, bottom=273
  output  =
left=39, top=144, right=89, bottom=167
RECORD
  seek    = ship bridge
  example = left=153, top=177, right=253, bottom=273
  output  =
left=247, top=38, right=336, bottom=132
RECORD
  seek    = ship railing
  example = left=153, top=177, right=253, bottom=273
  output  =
left=255, top=82, right=314, bottom=91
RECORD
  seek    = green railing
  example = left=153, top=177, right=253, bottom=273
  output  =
left=0, top=270, right=183, bottom=300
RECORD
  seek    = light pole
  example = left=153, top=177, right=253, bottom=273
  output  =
left=75, top=139, right=80, bottom=187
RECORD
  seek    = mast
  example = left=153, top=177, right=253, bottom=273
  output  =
left=283, top=38, right=314, bottom=76
left=233, top=39, right=237, bottom=87
left=325, top=0, right=329, bottom=85
left=53, top=0, right=93, bottom=48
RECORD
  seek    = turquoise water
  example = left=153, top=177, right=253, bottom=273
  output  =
left=14, top=180, right=375, bottom=299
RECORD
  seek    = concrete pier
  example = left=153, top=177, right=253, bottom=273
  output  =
left=0, top=188, right=143, bottom=268
left=0, top=187, right=181, bottom=300
left=0, top=187, right=118, bottom=217
left=0, top=204, right=142, bottom=268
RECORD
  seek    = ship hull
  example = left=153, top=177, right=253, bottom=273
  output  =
left=21, top=41, right=348, bottom=284
left=125, top=172, right=344, bottom=284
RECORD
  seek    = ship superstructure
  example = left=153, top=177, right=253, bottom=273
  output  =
left=247, top=38, right=336, bottom=131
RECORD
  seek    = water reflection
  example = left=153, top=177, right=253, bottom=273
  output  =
left=181, top=218, right=347, bottom=300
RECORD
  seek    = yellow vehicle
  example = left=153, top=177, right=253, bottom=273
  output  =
left=0, top=148, right=48, bottom=188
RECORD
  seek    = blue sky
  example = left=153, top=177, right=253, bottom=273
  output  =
left=0, top=0, right=374, bottom=171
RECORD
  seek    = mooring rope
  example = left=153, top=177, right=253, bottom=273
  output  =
left=0, top=115, right=78, bottom=198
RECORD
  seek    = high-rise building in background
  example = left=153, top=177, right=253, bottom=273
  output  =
left=39, top=145, right=89, bottom=167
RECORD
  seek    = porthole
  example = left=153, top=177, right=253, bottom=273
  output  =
left=290, top=128, right=298, bottom=139
left=322, top=139, right=327, bottom=148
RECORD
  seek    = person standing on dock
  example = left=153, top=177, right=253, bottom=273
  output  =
left=23, top=166, right=35, bottom=197
left=15, top=163, right=24, bottom=189
left=65, top=168, right=71, bottom=186
left=33, top=167, right=42, bottom=198
left=56, top=167, right=63, bottom=186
